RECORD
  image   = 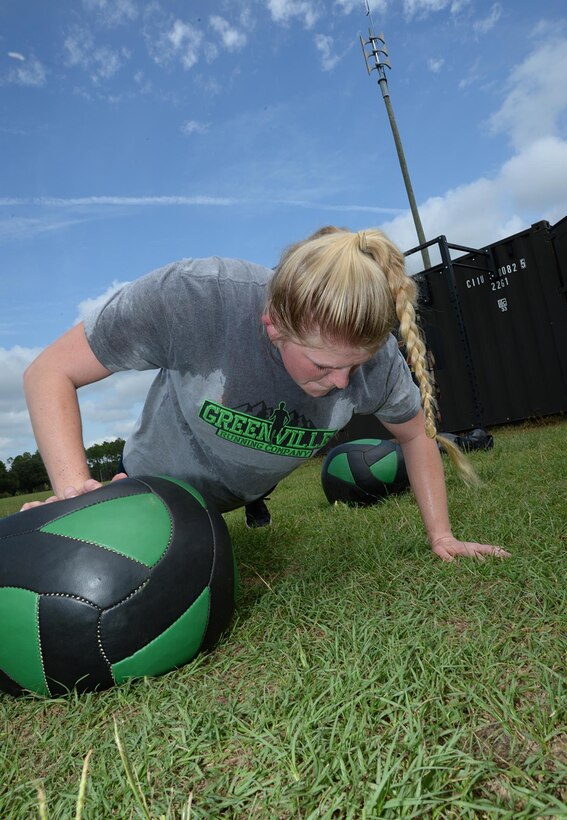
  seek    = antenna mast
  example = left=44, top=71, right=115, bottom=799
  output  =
left=360, top=2, right=431, bottom=269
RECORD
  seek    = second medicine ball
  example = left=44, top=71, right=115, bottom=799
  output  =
left=321, top=439, right=409, bottom=506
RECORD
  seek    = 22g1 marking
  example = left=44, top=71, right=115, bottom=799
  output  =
left=491, top=257, right=527, bottom=290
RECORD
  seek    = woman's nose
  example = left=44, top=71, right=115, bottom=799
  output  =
left=328, top=368, right=350, bottom=389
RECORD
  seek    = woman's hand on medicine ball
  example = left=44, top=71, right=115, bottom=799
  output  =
left=20, top=473, right=128, bottom=511
left=431, top=535, right=511, bottom=562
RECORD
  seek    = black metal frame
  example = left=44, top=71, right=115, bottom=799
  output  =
left=404, top=235, right=495, bottom=429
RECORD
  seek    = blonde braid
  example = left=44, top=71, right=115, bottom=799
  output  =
left=366, top=233, right=480, bottom=486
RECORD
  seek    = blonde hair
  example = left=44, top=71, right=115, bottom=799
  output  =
left=268, top=226, right=478, bottom=484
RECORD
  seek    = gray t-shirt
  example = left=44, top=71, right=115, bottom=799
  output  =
left=84, top=257, right=420, bottom=512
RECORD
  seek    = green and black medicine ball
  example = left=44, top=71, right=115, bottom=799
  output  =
left=321, top=439, right=409, bottom=506
left=0, top=476, right=236, bottom=697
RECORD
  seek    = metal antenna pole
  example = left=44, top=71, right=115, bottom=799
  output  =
left=360, top=4, right=431, bottom=269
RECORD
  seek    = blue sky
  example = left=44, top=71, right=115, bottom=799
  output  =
left=1, top=0, right=567, bottom=464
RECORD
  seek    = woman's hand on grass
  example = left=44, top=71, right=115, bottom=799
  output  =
left=20, top=473, right=128, bottom=511
left=431, top=535, right=511, bottom=562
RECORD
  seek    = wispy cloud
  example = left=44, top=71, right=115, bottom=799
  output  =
left=0, top=215, right=90, bottom=242
left=427, top=57, right=445, bottom=73
left=75, top=281, right=131, bottom=324
left=81, top=0, right=138, bottom=27
left=473, top=3, right=502, bottom=35
left=488, top=36, right=567, bottom=150
left=148, top=18, right=204, bottom=70
left=336, top=0, right=472, bottom=21
left=0, top=346, right=42, bottom=462
left=63, top=25, right=128, bottom=82
left=314, top=34, right=344, bottom=72
left=0, top=195, right=404, bottom=246
left=1, top=53, right=47, bottom=86
left=209, top=16, right=247, bottom=52
left=334, top=0, right=388, bottom=13
left=402, top=0, right=470, bottom=19
left=0, top=196, right=239, bottom=207
left=181, top=120, right=211, bottom=136
left=261, top=199, right=404, bottom=214
left=0, top=195, right=403, bottom=213
left=265, top=0, right=321, bottom=29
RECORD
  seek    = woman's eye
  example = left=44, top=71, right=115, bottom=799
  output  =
left=314, top=364, right=330, bottom=372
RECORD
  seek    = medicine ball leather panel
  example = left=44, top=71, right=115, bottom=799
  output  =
left=0, top=479, right=149, bottom=538
left=200, top=503, right=236, bottom=652
left=100, top=477, right=219, bottom=662
left=40, top=595, right=114, bottom=695
left=0, top=530, right=149, bottom=608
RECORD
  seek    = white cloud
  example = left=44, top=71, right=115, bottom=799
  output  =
left=473, top=3, right=502, bottom=34
left=63, top=26, right=128, bottom=82
left=265, top=0, right=321, bottom=29
left=314, top=34, right=343, bottom=72
left=334, top=0, right=387, bottom=12
left=336, top=0, right=471, bottom=19
left=402, top=0, right=454, bottom=18
left=133, top=69, right=152, bottom=93
left=0, top=195, right=239, bottom=208
left=209, top=16, right=247, bottom=52
left=530, top=18, right=567, bottom=39
left=167, top=19, right=203, bottom=69
left=458, top=59, right=481, bottom=90
left=498, top=136, right=567, bottom=215
left=1, top=54, right=47, bottom=87
left=82, top=0, right=138, bottom=26
left=195, top=73, right=222, bottom=95
left=0, top=346, right=41, bottom=463
left=427, top=57, right=444, bottom=73
left=0, top=195, right=238, bottom=243
left=145, top=13, right=206, bottom=71
left=488, top=37, right=567, bottom=151
left=449, top=0, right=470, bottom=12
left=80, top=370, right=155, bottom=445
left=380, top=135, right=567, bottom=270
left=181, top=120, right=210, bottom=136
left=0, top=214, right=90, bottom=243
left=75, top=281, right=131, bottom=325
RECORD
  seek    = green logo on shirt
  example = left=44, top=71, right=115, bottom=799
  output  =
left=199, top=400, right=336, bottom=458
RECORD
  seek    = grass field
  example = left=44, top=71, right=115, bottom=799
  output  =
left=1, top=418, right=566, bottom=818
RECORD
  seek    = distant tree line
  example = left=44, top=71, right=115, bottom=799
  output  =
left=0, top=439, right=125, bottom=497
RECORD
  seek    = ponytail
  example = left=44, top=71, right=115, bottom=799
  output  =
left=364, top=230, right=480, bottom=485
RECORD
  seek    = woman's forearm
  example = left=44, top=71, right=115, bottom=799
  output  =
left=400, top=432, right=453, bottom=548
left=24, top=360, right=92, bottom=496
left=23, top=323, right=113, bottom=498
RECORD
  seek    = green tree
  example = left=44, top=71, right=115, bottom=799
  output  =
left=86, top=438, right=125, bottom=482
left=9, top=451, right=49, bottom=494
left=0, top=460, right=16, bottom=496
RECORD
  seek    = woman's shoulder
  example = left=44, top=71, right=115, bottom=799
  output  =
left=172, top=257, right=272, bottom=286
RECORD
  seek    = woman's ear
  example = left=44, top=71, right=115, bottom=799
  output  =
left=261, top=314, right=280, bottom=343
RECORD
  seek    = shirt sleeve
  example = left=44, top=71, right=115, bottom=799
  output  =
left=362, top=336, right=422, bottom=424
left=375, top=347, right=421, bottom=423
left=83, top=261, right=218, bottom=373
